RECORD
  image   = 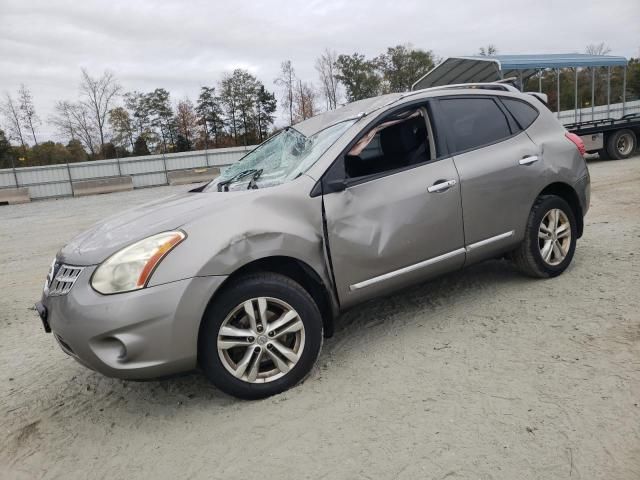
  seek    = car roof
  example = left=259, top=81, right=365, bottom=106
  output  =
left=293, top=85, right=529, bottom=137
left=293, top=93, right=403, bottom=137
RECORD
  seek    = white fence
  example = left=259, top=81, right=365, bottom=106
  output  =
left=0, top=146, right=256, bottom=200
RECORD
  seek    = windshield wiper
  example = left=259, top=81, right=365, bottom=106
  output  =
left=217, top=168, right=263, bottom=192
left=247, top=169, right=263, bottom=189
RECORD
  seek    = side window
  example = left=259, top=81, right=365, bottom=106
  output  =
left=438, top=97, right=512, bottom=153
left=501, top=98, right=539, bottom=130
left=344, top=110, right=431, bottom=179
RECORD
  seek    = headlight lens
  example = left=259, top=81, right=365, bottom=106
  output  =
left=91, top=231, right=185, bottom=294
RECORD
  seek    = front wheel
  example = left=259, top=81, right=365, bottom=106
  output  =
left=199, top=273, right=323, bottom=399
left=510, top=195, right=577, bottom=278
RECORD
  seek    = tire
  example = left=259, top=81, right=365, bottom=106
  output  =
left=605, top=129, right=637, bottom=160
left=510, top=195, right=577, bottom=278
left=199, top=272, right=323, bottom=399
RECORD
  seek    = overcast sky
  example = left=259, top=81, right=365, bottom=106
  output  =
left=1, top=0, right=639, bottom=139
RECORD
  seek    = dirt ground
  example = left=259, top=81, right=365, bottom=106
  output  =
left=1, top=156, right=639, bottom=480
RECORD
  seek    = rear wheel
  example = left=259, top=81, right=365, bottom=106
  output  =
left=606, top=129, right=637, bottom=160
left=199, top=273, right=323, bottom=399
left=510, top=195, right=577, bottom=278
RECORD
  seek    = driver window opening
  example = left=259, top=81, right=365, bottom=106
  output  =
left=344, top=108, right=433, bottom=179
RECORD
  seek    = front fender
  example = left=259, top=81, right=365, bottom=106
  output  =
left=148, top=176, right=331, bottom=289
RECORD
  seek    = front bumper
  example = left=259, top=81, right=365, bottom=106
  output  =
left=39, top=266, right=227, bottom=379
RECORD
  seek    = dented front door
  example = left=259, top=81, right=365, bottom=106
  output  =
left=323, top=158, right=465, bottom=308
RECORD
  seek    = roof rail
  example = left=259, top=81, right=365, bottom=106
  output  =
left=412, top=82, right=521, bottom=94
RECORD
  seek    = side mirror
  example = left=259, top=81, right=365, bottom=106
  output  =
left=325, top=178, right=346, bottom=193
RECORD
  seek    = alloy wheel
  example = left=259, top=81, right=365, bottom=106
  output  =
left=217, top=297, right=305, bottom=383
left=538, top=208, right=571, bottom=266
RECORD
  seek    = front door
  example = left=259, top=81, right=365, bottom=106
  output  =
left=322, top=109, right=466, bottom=308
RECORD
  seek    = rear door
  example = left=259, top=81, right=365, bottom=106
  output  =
left=434, top=95, right=544, bottom=262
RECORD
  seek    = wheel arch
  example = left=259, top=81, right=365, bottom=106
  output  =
left=199, top=255, right=337, bottom=349
left=537, top=182, right=584, bottom=237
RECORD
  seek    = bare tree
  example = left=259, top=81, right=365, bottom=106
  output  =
left=18, top=84, right=39, bottom=145
left=50, top=101, right=98, bottom=156
left=49, top=101, right=76, bottom=142
left=293, top=80, right=317, bottom=122
left=585, top=42, right=611, bottom=55
left=1, top=93, right=26, bottom=150
left=315, top=48, right=340, bottom=110
left=68, top=103, right=99, bottom=156
left=79, top=69, right=121, bottom=150
left=175, top=97, right=198, bottom=148
left=274, top=60, right=296, bottom=125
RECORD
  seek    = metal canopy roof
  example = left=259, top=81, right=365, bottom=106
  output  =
left=412, top=54, right=628, bottom=90
left=483, top=53, right=628, bottom=70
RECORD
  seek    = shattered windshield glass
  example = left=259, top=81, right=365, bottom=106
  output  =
left=205, top=119, right=356, bottom=191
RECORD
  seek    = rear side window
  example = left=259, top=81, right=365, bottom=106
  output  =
left=501, top=98, right=539, bottom=130
left=438, top=97, right=512, bottom=153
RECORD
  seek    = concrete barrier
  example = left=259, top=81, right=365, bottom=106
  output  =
left=72, top=176, right=133, bottom=197
left=0, top=187, right=31, bottom=205
left=167, top=167, right=220, bottom=185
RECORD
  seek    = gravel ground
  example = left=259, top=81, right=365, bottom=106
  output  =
left=1, top=156, right=639, bottom=479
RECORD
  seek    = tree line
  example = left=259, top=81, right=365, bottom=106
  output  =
left=1, top=42, right=639, bottom=169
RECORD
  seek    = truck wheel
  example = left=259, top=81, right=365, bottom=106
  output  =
left=510, top=195, right=577, bottom=278
left=606, top=129, right=637, bottom=160
left=199, top=273, right=323, bottom=399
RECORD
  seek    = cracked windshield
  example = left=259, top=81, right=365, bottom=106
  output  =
left=206, top=119, right=356, bottom=191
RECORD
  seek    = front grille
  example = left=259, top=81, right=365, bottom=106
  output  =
left=48, top=265, right=84, bottom=296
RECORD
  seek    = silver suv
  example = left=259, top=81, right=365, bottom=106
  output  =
left=37, top=85, right=590, bottom=399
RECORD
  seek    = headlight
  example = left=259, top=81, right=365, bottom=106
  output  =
left=91, top=231, right=185, bottom=294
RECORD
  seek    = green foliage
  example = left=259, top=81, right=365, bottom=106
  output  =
left=175, top=134, right=191, bottom=152
left=335, top=53, right=382, bottom=102
left=108, top=106, right=135, bottom=150
left=67, top=140, right=88, bottom=162
left=196, top=86, right=226, bottom=147
left=376, top=45, right=435, bottom=93
left=100, top=142, right=119, bottom=159
left=0, top=134, right=88, bottom=168
left=334, top=46, right=434, bottom=100
left=27, top=141, right=73, bottom=166
left=0, top=128, right=16, bottom=169
left=523, top=61, right=639, bottom=113
left=124, top=91, right=152, bottom=138
left=219, top=69, right=276, bottom=145
left=133, top=135, right=150, bottom=156
left=256, top=85, right=277, bottom=142
left=147, top=88, right=176, bottom=152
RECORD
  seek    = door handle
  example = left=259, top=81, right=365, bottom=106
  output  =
left=428, top=179, right=457, bottom=193
left=519, top=155, right=539, bottom=165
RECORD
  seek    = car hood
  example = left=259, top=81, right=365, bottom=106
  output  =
left=59, top=189, right=250, bottom=265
